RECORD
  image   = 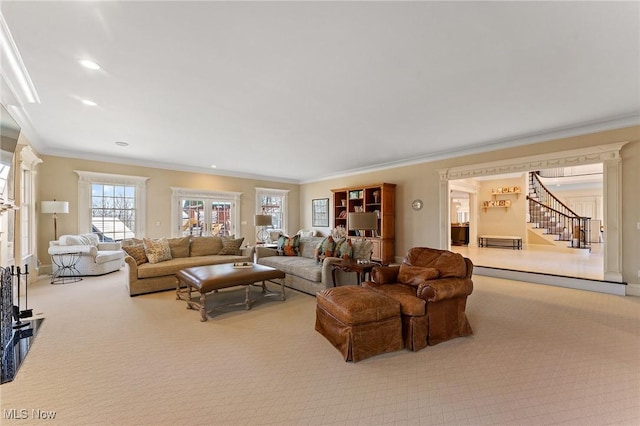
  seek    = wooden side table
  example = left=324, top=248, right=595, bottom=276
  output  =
left=331, top=260, right=377, bottom=287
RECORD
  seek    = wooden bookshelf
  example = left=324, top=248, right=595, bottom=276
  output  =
left=331, top=183, right=395, bottom=264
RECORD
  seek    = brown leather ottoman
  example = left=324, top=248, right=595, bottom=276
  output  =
left=176, top=263, right=285, bottom=321
left=315, top=286, right=403, bottom=362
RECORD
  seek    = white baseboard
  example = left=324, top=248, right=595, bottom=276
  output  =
left=626, top=282, right=640, bottom=297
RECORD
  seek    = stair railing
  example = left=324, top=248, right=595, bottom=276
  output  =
left=528, top=172, right=591, bottom=249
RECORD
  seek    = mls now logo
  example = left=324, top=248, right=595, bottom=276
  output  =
left=3, top=409, right=29, bottom=419
left=3, top=408, right=57, bottom=420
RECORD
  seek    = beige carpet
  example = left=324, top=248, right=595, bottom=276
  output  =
left=1, top=270, right=639, bottom=425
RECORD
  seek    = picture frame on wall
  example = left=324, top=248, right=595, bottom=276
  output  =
left=312, top=198, right=329, bottom=227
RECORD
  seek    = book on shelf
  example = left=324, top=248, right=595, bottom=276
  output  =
left=233, top=262, right=253, bottom=269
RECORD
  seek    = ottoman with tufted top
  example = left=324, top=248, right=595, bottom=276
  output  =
left=315, top=285, right=403, bottom=362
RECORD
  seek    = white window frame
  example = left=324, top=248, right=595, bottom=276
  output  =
left=255, top=187, right=289, bottom=235
left=75, top=171, right=148, bottom=237
left=19, top=146, right=42, bottom=265
left=170, top=187, right=242, bottom=238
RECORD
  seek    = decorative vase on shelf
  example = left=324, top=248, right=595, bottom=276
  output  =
left=373, top=191, right=380, bottom=203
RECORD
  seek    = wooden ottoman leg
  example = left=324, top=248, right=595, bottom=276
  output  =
left=199, top=292, right=207, bottom=322
left=279, top=278, right=286, bottom=301
left=244, top=284, right=252, bottom=310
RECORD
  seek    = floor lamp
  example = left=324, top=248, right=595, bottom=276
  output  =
left=41, top=200, right=69, bottom=240
left=254, top=214, right=273, bottom=243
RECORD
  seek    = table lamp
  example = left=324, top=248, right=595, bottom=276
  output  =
left=348, top=212, right=378, bottom=261
left=254, top=214, right=273, bottom=243
left=348, top=212, right=378, bottom=238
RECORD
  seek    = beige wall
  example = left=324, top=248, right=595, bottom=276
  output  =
left=36, top=156, right=299, bottom=268
left=16, top=125, right=639, bottom=289
left=299, top=126, right=640, bottom=287
left=477, top=177, right=527, bottom=239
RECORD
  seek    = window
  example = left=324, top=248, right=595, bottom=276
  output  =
left=0, top=164, right=9, bottom=197
left=171, top=188, right=241, bottom=238
left=179, top=199, right=232, bottom=237
left=256, top=188, right=289, bottom=233
left=76, top=171, right=148, bottom=240
left=91, top=183, right=136, bottom=241
left=20, top=169, right=31, bottom=256
left=18, top=146, right=41, bottom=265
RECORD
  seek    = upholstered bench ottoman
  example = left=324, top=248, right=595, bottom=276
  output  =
left=315, top=286, right=404, bottom=362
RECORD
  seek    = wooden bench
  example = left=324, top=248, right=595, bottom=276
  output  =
left=478, top=235, right=522, bottom=250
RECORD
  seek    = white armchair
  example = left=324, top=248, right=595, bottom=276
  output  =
left=296, top=229, right=318, bottom=237
left=48, top=233, right=125, bottom=277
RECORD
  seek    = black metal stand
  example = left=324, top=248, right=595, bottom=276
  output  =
left=12, top=265, right=32, bottom=329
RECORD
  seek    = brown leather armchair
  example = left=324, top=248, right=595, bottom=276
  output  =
left=362, top=247, right=473, bottom=351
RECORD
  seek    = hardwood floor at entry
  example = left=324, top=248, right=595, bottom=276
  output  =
left=451, top=243, right=604, bottom=281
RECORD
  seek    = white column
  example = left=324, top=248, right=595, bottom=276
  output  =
left=603, top=158, right=623, bottom=282
left=438, top=170, right=449, bottom=249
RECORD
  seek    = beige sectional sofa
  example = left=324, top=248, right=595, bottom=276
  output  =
left=255, top=236, right=373, bottom=296
left=123, top=236, right=254, bottom=296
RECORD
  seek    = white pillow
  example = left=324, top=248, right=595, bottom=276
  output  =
left=79, top=233, right=100, bottom=246
left=59, top=234, right=98, bottom=246
left=297, top=229, right=316, bottom=237
left=59, top=235, right=78, bottom=246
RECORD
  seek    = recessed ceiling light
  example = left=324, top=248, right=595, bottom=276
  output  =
left=79, top=59, right=101, bottom=70
left=115, top=141, right=129, bottom=147
left=81, top=99, right=97, bottom=106
left=211, top=165, right=217, bottom=168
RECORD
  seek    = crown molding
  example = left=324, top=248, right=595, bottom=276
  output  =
left=18, top=145, right=42, bottom=170
left=440, top=141, right=628, bottom=181
left=0, top=13, right=39, bottom=106
left=302, top=115, right=639, bottom=184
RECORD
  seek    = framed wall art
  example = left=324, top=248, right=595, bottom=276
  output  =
left=312, top=198, right=329, bottom=227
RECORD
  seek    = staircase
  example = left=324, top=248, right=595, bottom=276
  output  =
left=527, top=172, right=591, bottom=251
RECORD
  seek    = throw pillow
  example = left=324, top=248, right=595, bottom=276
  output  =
left=278, top=235, right=300, bottom=256
left=397, top=264, right=440, bottom=287
left=122, top=244, right=148, bottom=266
left=314, top=236, right=337, bottom=264
left=352, top=239, right=373, bottom=261
left=334, top=238, right=353, bottom=260
left=168, top=236, right=190, bottom=258
left=297, top=229, right=315, bottom=237
left=218, top=237, right=245, bottom=255
left=143, top=238, right=172, bottom=264
left=190, top=236, right=223, bottom=256
left=79, top=233, right=100, bottom=246
left=59, top=234, right=98, bottom=246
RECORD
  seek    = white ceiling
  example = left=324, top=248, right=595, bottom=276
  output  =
left=1, top=1, right=638, bottom=183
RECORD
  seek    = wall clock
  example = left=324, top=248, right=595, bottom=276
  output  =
left=412, top=199, right=423, bottom=211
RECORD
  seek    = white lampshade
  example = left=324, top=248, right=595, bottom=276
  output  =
left=41, top=200, right=69, bottom=214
